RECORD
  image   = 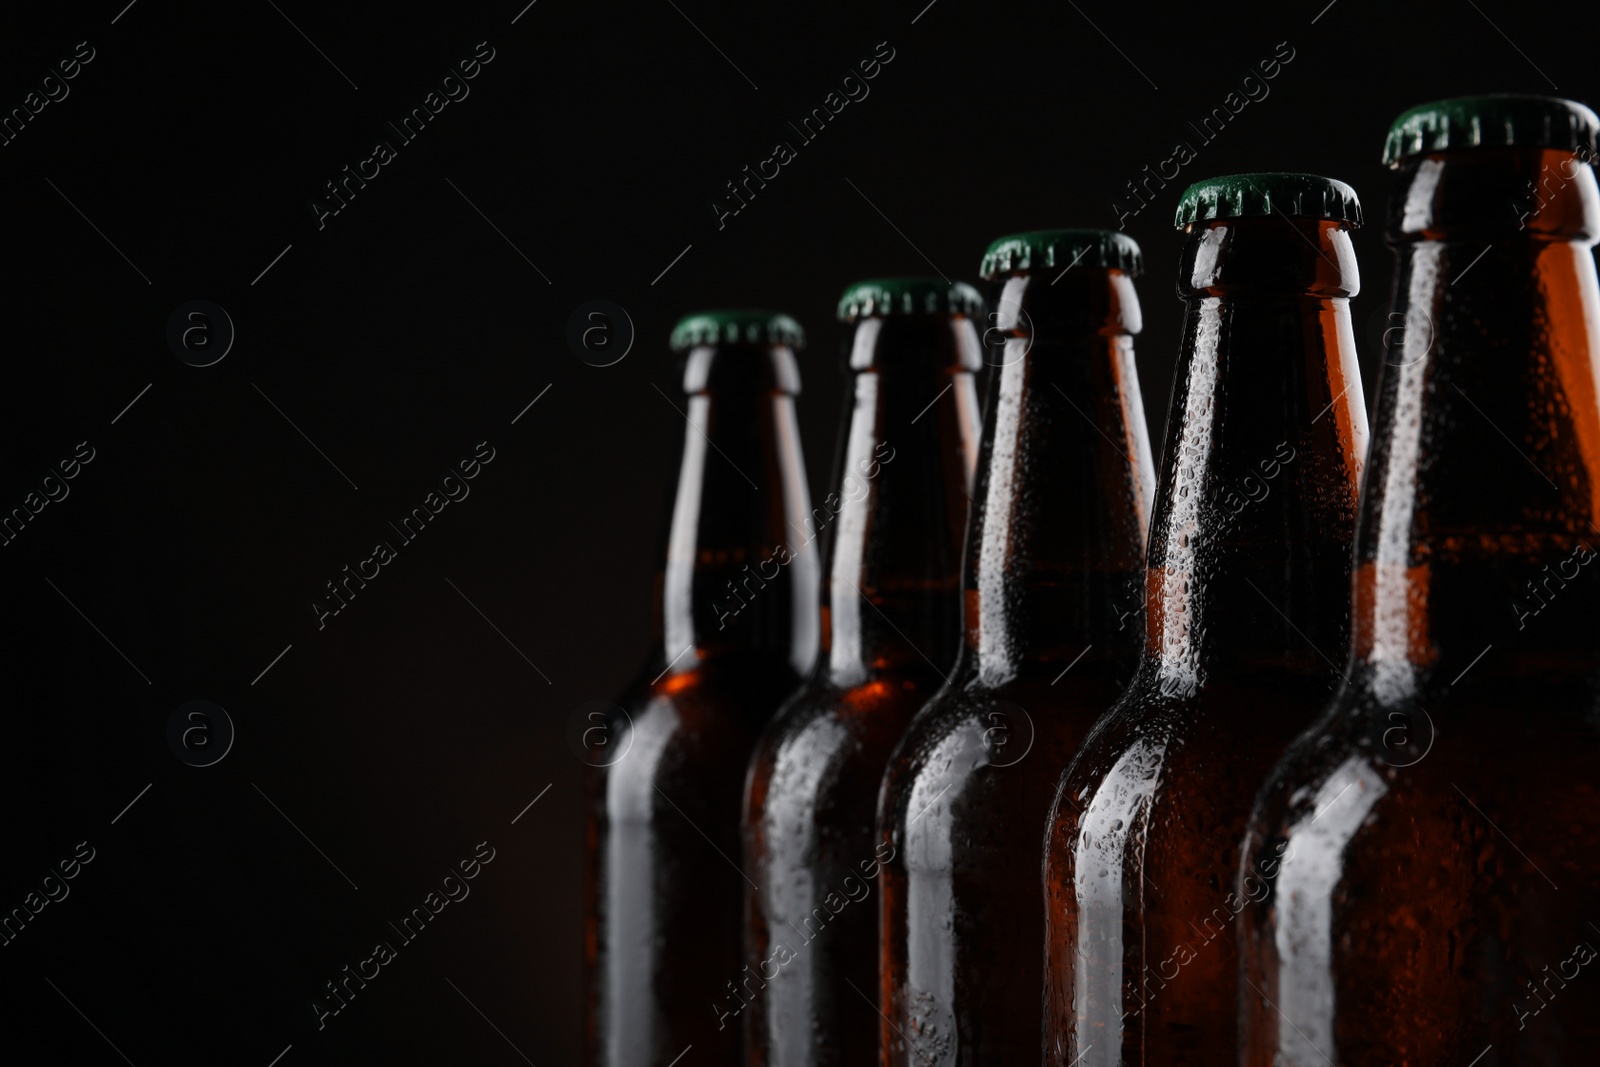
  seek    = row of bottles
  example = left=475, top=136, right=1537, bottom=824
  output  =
left=583, top=93, right=1600, bottom=1066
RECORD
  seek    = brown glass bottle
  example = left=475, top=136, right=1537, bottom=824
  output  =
left=584, top=312, right=821, bottom=1067
left=1239, top=96, right=1600, bottom=1067
left=1042, top=174, right=1370, bottom=1067
left=741, top=279, right=983, bottom=1067
left=875, top=232, right=1153, bottom=1066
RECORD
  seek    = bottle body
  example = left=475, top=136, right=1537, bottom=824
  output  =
left=1044, top=210, right=1368, bottom=1067
left=1240, top=145, right=1600, bottom=1065
left=586, top=334, right=819, bottom=1067
left=591, top=660, right=806, bottom=1067
left=877, top=258, right=1153, bottom=1066
left=743, top=309, right=981, bottom=1067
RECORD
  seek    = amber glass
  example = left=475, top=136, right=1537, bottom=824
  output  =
left=583, top=339, right=821, bottom=1067
left=1042, top=215, right=1370, bottom=1066
left=1239, top=148, right=1600, bottom=1065
left=875, top=265, right=1154, bottom=1065
left=742, top=312, right=982, bottom=1067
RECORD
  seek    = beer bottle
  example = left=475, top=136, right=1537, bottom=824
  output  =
left=1042, top=174, right=1370, bottom=1067
left=584, top=311, right=821, bottom=1067
left=1240, top=95, right=1600, bottom=1066
left=876, top=232, right=1154, bottom=1066
left=742, top=279, right=983, bottom=1067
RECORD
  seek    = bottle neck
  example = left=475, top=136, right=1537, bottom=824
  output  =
left=658, top=345, right=820, bottom=681
left=820, top=316, right=981, bottom=687
left=962, top=271, right=1154, bottom=686
left=1145, top=217, right=1368, bottom=691
left=1355, top=149, right=1600, bottom=700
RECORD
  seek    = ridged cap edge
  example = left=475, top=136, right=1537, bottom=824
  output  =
left=1382, top=94, right=1600, bottom=167
left=979, top=229, right=1144, bottom=279
left=669, top=310, right=805, bottom=353
left=836, top=278, right=986, bottom=322
left=1175, top=172, right=1362, bottom=228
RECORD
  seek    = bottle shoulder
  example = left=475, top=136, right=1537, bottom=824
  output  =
left=1046, top=668, right=1339, bottom=865
left=746, top=670, right=944, bottom=836
left=884, top=670, right=1125, bottom=812
left=1251, top=681, right=1600, bottom=832
left=879, top=691, right=991, bottom=830
left=756, top=670, right=947, bottom=756
left=1065, top=667, right=1332, bottom=765
left=618, top=654, right=802, bottom=713
left=589, top=662, right=795, bottom=779
left=1240, top=691, right=1600, bottom=972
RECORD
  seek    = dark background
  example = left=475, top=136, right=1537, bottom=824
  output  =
left=0, top=0, right=1594, bottom=1063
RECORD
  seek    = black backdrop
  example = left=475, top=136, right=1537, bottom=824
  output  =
left=0, top=1, right=1594, bottom=1063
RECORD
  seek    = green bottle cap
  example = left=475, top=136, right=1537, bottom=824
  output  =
left=1175, top=173, right=1362, bottom=228
left=1382, top=94, right=1600, bottom=167
left=979, top=230, right=1143, bottom=280
left=669, top=310, right=805, bottom=353
left=837, top=278, right=986, bottom=323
